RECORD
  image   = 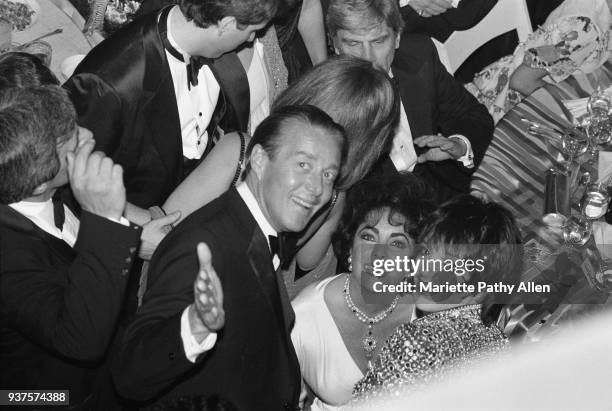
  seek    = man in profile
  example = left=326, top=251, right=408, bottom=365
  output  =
left=328, top=0, right=493, bottom=202
left=114, top=105, right=347, bottom=410
left=0, top=85, right=141, bottom=409
left=64, top=0, right=280, bottom=209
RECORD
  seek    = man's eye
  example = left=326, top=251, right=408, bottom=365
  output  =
left=323, top=171, right=337, bottom=181
left=298, top=162, right=310, bottom=169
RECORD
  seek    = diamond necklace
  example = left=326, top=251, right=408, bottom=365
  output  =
left=343, top=273, right=400, bottom=359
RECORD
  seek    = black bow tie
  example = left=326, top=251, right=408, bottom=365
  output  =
left=268, top=234, right=289, bottom=265
left=51, top=191, right=65, bottom=231
left=158, top=6, right=214, bottom=89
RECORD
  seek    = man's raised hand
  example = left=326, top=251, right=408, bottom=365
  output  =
left=190, top=242, right=225, bottom=340
left=67, top=136, right=126, bottom=221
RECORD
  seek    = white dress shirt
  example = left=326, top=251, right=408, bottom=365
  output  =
left=181, top=182, right=279, bottom=362
left=247, top=40, right=271, bottom=135
left=10, top=199, right=80, bottom=247
left=9, top=198, right=129, bottom=247
left=165, top=6, right=220, bottom=160
left=389, top=69, right=474, bottom=172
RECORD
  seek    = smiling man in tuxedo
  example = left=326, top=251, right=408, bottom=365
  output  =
left=114, top=105, right=347, bottom=410
left=64, top=0, right=279, bottom=210
left=328, top=0, right=493, bottom=203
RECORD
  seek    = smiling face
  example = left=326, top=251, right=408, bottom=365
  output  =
left=351, top=207, right=415, bottom=293
left=252, top=119, right=342, bottom=233
left=333, top=21, right=400, bottom=72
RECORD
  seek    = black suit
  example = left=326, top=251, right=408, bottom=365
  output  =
left=375, top=34, right=493, bottom=202
left=63, top=8, right=249, bottom=208
left=0, top=201, right=141, bottom=409
left=114, top=188, right=301, bottom=410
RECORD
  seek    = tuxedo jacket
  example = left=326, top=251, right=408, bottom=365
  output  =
left=401, top=0, right=498, bottom=41
left=63, top=9, right=249, bottom=208
left=376, top=34, right=493, bottom=202
left=113, top=188, right=301, bottom=410
left=0, top=201, right=141, bottom=409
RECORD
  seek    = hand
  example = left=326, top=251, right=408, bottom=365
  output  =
left=408, top=0, right=453, bottom=17
left=67, top=138, right=126, bottom=221
left=414, top=134, right=467, bottom=163
left=188, top=243, right=225, bottom=342
left=138, top=211, right=181, bottom=260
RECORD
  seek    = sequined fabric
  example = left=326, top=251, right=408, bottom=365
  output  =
left=352, top=305, right=508, bottom=401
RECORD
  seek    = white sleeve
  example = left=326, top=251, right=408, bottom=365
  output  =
left=180, top=306, right=218, bottom=363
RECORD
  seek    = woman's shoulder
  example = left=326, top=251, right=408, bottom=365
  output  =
left=292, top=274, right=341, bottom=311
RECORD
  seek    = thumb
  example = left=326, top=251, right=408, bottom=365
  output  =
left=197, top=242, right=213, bottom=272
left=417, top=153, right=429, bottom=163
left=154, top=210, right=181, bottom=226
left=66, top=152, right=75, bottom=179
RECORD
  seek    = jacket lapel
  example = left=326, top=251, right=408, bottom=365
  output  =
left=229, top=190, right=296, bottom=335
left=142, top=8, right=183, bottom=178
left=209, top=52, right=250, bottom=133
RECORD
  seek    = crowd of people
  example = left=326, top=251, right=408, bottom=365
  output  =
left=0, top=0, right=609, bottom=410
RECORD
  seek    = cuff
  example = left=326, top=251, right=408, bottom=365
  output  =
left=449, top=134, right=474, bottom=168
left=180, top=306, right=217, bottom=363
left=107, top=216, right=130, bottom=227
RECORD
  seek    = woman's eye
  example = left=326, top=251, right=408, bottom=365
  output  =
left=391, top=240, right=407, bottom=249
left=360, top=233, right=375, bottom=241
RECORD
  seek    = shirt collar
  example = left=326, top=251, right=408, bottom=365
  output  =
left=166, top=6, right=190, bottom=61
left=236, top=182, right=277, bottom=247
left=9, top=199, right=59, bottom=237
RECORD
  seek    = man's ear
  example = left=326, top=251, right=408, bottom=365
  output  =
left=395, top=31, right=401, bottom=49
left=217, top=16, right=237, bottom=36
left=31, top=183, right=48, bottom=197
left=249, top=144, right=269, bottom=180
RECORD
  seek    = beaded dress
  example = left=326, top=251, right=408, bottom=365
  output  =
left=352, top=305, right=508, bottom=402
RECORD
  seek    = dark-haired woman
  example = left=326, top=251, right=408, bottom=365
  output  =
left=290, top=173, right=433, bottom=410
left=353, top=195, right=523, bottom=402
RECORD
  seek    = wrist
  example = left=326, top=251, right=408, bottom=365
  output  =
left=187, top=304, right=212, bottom=344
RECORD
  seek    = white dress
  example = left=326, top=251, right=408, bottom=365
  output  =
left=291, top=275, right=364, bottom=411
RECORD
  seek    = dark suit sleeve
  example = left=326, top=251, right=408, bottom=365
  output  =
left=0, top=212, right=140, bottom=361
left=63, top=74, right=125, bottom=158
left=113, top=226, right=226, bottom=402
left=429, top=40, right=493, bottom=172
left=401, top=0, right=498, bottom=41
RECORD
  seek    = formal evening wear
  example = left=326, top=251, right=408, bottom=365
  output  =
left=113, top=187, right=301, bottom=410
left=353, top=305, right=508, bottom=402
left=63, top=6, right=249, bottom=208
left=291, top=276, right=364, bottom=411
left=0, top=192, right=141, bottom=409
left=374, top=34, right=494, bottom=202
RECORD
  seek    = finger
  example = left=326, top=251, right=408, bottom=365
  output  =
left=99, top=156, right=114, bottom=179
left=85, top=151, right=104, bottom=178
left=66, top=152, right=75, bottom=180
left=72, top=139, right=95, bottom=178
left=414, top=135, right=448, bottom=147
left=205, top=264, right=224, bottom=305
left=439, top=142, right=455, bottom=151
left=111, top=164, right=123, bottom=185
left=197, top=242, right=213, bottom=273
left=151, top=211, right=181, bottom=227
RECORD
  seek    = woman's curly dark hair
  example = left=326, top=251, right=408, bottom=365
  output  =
left=332, top=173, right=435, bottom=272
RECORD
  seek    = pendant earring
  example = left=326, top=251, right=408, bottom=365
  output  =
left=348, top=255, right=352, bottom=272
